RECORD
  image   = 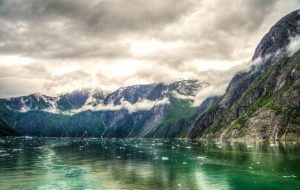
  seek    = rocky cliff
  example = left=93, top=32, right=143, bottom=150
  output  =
left=189, top=10, right=300, bottom=140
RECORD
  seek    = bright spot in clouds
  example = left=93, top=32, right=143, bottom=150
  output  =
left=0, top=55, right=33, bottom=66
left=128, top=38, right=185, bottom=57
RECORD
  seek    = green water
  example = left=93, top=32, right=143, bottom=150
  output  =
left=0, top=138, right=300, bottom=190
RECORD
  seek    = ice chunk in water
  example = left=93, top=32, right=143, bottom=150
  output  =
left=161, top=157, right=169, bottom=161
left=283, top=175, right=296, bottom=178
left=270, top=143, right=279, bottom=147
left=12, top=149, right=22, bottom=152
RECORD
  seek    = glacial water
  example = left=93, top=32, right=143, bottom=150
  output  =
left=0, top=137, right=300, bottom=190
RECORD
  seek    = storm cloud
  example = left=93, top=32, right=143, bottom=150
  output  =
left=0, top=0, right=299, bottom=98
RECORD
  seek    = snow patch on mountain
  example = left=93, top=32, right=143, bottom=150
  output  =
left=19, top=97, right=31, bottom=112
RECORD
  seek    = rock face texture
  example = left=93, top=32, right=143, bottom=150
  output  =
left=252, top=10, right=300, bottom=60
left=0, top=80, right=214, bottom=137
left=189, top=10, right=300, bottom=140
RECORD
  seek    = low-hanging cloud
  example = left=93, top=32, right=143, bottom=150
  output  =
left=287, top=35, right=300, bottom=56
left=60, top=97, right=170, bottom=115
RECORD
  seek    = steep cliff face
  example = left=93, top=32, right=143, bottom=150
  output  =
left=189, top=10, right=300, bottom=140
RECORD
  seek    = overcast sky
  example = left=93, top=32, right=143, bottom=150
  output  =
left=0, top=0, right=299, bottom=98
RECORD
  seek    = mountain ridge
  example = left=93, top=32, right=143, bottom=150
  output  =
left=0, top=79, right=214, bottom=137
left=2, top=79, right=208, bottom=115
left=188, top=9, right=300, bottom=140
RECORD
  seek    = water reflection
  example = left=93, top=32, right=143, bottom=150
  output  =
left=0, top=137, right=300, bottom=190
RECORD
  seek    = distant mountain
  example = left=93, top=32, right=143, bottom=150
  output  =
left=189, top=9, right=300, bottom=140
left=0, top=80, right=213, bottom=137
left=2, top=80, right=206, bottom=114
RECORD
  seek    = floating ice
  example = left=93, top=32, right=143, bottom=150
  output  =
left=182, top=162, right=187, bottom=164
left=283, top=175, right=296, bottom=178
left=197, top=156, right=206, bottom=160
left=12, top=149, right=22, bottom=152
left=0, top=153, right=10, bottom=157
left=186, top=146, right=192, bottom=149
left=270, top=143, right=279, bottom=147
left=161, top=157, right=169, bottom=161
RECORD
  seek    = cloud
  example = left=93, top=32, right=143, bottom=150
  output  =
left=0, top=0, right=299, bottom=98
left=192, top=85, right=226, bottom=106
left=287, top=35, right=300, bottom=56
left=191, top=63, right=250, bottom=106
left=62, top=97, right=170, bottom=115
left=0, top=0, right=195, bottom=59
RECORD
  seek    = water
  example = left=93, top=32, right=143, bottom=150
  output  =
left=0, top=138, right=300, bottom=190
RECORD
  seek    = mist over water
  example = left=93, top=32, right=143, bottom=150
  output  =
left=0, top=137, right=300, bottom=190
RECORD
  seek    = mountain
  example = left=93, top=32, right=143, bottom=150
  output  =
left=0, top=80, right=213, bottom=137
left=189, top=10, right=300, bottom=140
left=0, top=118, right=20, bottom=136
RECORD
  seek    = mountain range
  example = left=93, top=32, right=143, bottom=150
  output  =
left=1, top=9, right=299, bottom=140
left=0, top=80, right=215, bottom=137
